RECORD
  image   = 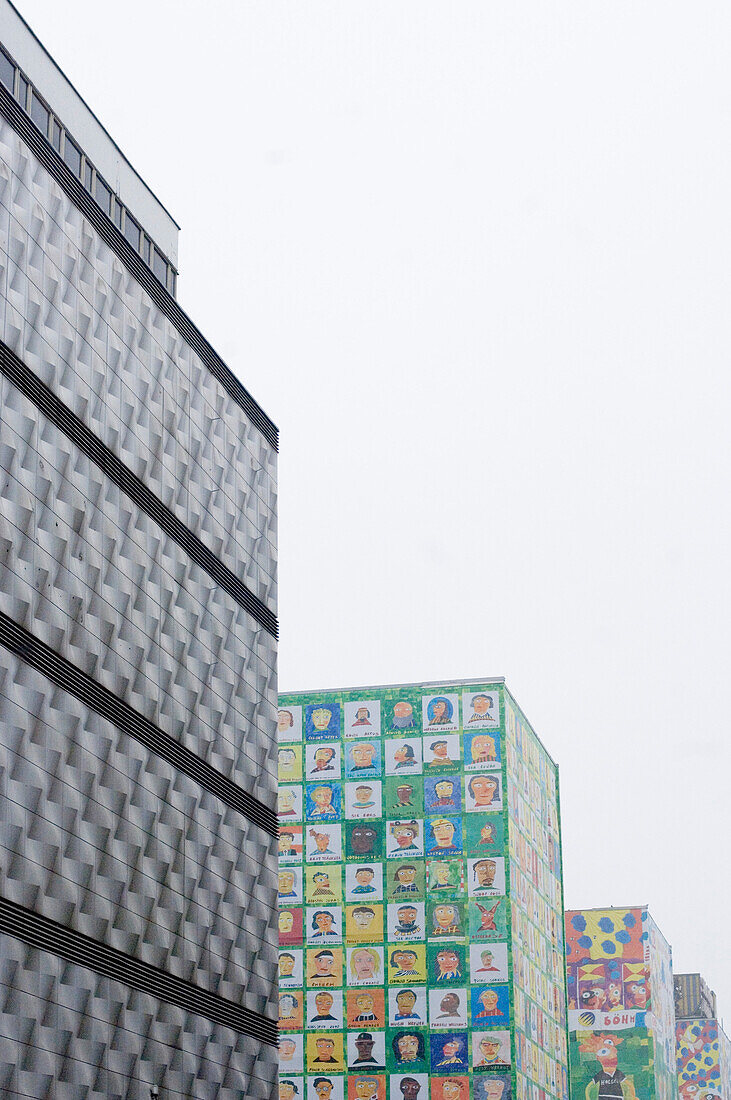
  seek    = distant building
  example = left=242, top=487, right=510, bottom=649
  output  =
left=675, top=973, right=730, bottom=1100
left=0, top=2, right=279, bottom=1095
left=674, top=974, right=717, bottom=1022
left=278, top=677, right=569, bottom=1100
left=565, top=907, right=676, bottom=1100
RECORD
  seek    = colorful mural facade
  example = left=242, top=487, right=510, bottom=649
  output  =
left=278, top=681, right=568, bottom=1100
left=565, top=908, right=676, bottom=1100
left=676, top=1018, right=731, bottom=1100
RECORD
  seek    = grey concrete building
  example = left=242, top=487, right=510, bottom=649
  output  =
left=0, top=4, right=279, bottom=1097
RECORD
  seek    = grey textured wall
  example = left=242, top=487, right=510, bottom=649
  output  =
left=0, top=102, right=279, bottom=1099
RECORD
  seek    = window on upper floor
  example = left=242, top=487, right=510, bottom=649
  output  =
left=29, top=89, right=49, bottom=135
left=0, top=49, right=13, bottom=92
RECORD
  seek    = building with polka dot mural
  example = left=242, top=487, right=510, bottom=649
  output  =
left=675, top=973, right=731, bottom=1100
left=278, top=680, right=569, bottom=1100
left=566, top=908, right=677, bottom=1100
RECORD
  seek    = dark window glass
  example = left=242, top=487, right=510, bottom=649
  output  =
left=167, top=267, right=176, bottom=295
left=51, top=119, right=62, bottom=150
left=95, top=174, right=112, bottom=215
left=0, top=51, right=14, bottom=92
left=152, top=248, right=167, bottom=283
left=83, top=161, right=93, bottom=190
left=17, top=74, right=28, bottom=109
left=142, top=236, right=151, bottom=264
left=124, top=215, right=140, bottom=251
left=30, top=91, right=49, bottom=135
left=113, top=201, right=123, bottom=229
left=64, top=137, right=82, bottom=176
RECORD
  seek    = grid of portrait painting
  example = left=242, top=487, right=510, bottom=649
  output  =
left=278, top=684, right=518, bottom=1100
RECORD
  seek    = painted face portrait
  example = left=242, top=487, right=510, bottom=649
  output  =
left=391, top=701, right=415, bottom=729
left=467, top=775, right=499, bottom=808
left=350, top=825, right=378, bottom=856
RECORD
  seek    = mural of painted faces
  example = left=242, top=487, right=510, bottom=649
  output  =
left=430, top=1033, right=469, bottom=1073
left=306, top=907, right=343, bottom=944
left=345, top=863, right=384, bottom=902
left=306, top=825, right=342, bottom=863
left=347, top=946, right=385, bottom=986
left=345, top=781, right=383, bottom=820
left=425, top=817, right=463, bottom=856
left=462, top=691, right=499, bottom=728
left=306, top=783, right=342, bottom=820
left=386, top=820, right=423, bottom=859
left=463, top=731, right=500, bottom=771
left=344, top=699, right=381, bottom=737
left=424, top=776, right=462, bottom=814
left=347, top=822, right=380, bottom=860
left=423, top=736, right=461, bottom=770
left=384, top=739, right=423, bottom=777
left=305, top=704, right=341, bottom=741
left=466, top=857, right=506, bottom=898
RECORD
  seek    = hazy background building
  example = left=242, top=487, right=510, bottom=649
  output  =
left=675, top=973, right=730, bottom=1100
left=565, top=907, right=676, bottom=1100
left=277, top=678, right=568, bottom=1100
left=0, top=2, right=279, bottom=1096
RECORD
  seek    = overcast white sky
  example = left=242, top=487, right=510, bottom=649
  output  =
left=16, top=1, right=731, bottom=1017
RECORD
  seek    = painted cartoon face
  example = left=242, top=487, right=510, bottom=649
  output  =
left=400, top=1081, right=421, bottom=1100
left=480, top=990, right=499, bottom=1010
left=354, top=1080, right=378, bottom=1100
left=315, top=912, right=334, bottom=932
left=607, top=982, right=622, bottom=1007
left=355, top=786, right=373, bottom=803
left=280, top=1083, right=296, bottom=1100
left=353, top=909, right=375, bottom=929
left=431, top=742, right=449, bottom=759
left=435, top=905, right=459, bottom=929
left=312, top=787, right=334, bottom=808
left=470, top=777, right=498, bottom=805
left=312, top=831, right=331, bottom=851
left=440, top=994, right=460, bottom=1014
left=353, top=949, right=377, bottom=978
left=278, top=709, right=294, bottom=732
left=443, top=1083, right=465, bottom=1100
left=280, top=1039, right=296, bottom=1060
left=356, top=993, right=375, bottom=1012
left=279, top=749, right=296, bottom=769
left=480, top=1038, right=501, bottom=1060
left=279, top=790, right=295, bottom=812
left=394, top=702, right=412, bottom=719
left=279, top=871, right=295, bottom=894
left=432, top=701, right=447, bottom=719
left=442, top=1040, right=461, bottom=1057
left=480, top=951, right=494, bottom=968
left=394, top=746, right=409, bottom=762
left=356, top=707, right=370, bottom=721
left=394, top=951, right=417, bottom=970
left=434, top=864, right=451, bottom=885
left=432, top=820, right=455, bottom=846
left=352, top=744, right=375, bottom=768
left=475, top=860, right=496, bottom=886
left=397, top=1034, right=420, bottom=1060
left=396, top=990, right=417, bottom=1011
left=314, top=747, right=335, bottom=769
left=470, top=736, right=495, bottom=760
left=351, top=826, right=377, bottom=854
left=316, top=1038, right=335, bottom=1056
left=398, top=907, right=417, bottom=924
left=355, top=869, right=374, bottom=885
left=314, top=953, right=335, bottom=976
left=434, top=780, right=454, bottom=800
left=484, top=1082, right=506, bottom=1100
left=278, top=832, right=295, bottom=853
left=437, top=950, right=459, bottom=973
left=395, top=827, right=418, bottom=848
left=315, top=1082, right=333, bottom=1100
left=279, top=954, right=295, bottom=976
left=312, top=708, right=333, bottom=732
left=279, top=912, right=294, bottom=933
left=396, top=867, right=416, bottom=885
left=480, top=824, right=495, bottom=843
left=397, top=785, right=413, bottom=803
left=473, top=695, right=491, bottom=715
left=315, top=992, right=334, bottom=1013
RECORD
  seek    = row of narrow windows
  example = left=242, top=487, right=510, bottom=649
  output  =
left=0, top=43, right=178, bottom=297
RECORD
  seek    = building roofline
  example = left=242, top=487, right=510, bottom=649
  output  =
left=6, top=0, right=180, bottom=230
left=280, top=676, right=506, bottom=698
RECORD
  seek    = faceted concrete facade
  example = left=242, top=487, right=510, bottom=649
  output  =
left=0, top=74, right=278, bottom=1100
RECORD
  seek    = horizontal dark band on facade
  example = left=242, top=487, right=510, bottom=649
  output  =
left=0, top=81, right=279, bottom=452
left=0, top=339, right=278, bottom=639
left=0, top=895, right=278, bottom=1045
left=0, top=611, right=278, bottom=837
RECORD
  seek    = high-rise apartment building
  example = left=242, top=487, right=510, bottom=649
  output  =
left=675, top=974, right=730, bottom=1100
left=277, top=678, right=568, bottom=1100
left=565, top=907, right=676, bottom=1100
left=0, top=4, right=279, bottom=1097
